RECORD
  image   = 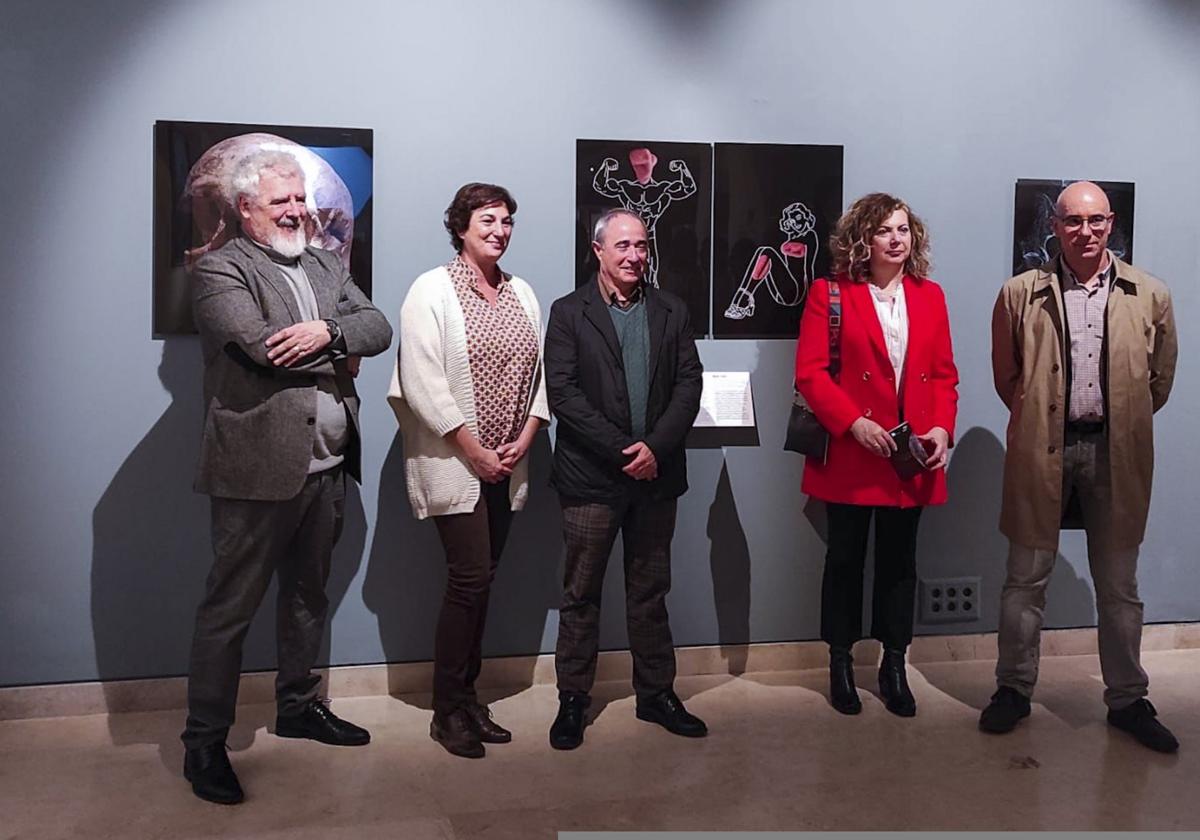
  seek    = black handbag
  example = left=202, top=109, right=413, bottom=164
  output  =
left=784, top=281, right=841, bottom=462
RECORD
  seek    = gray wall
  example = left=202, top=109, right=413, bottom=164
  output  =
left=2, top=0, right=1198, bottom=687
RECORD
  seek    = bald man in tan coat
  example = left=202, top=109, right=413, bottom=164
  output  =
left=983, top=181, right=1179, bottom=753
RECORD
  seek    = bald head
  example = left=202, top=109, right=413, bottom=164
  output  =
left=1055, top=180, right=1111, bottom=217
left=1053, top=181, right=1114, bottom=270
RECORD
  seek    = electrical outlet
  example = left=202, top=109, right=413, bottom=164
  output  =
left=919, top=576, right=981, bottom=623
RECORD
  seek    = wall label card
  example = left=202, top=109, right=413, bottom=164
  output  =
left=695, top=372, right=755, bottom=427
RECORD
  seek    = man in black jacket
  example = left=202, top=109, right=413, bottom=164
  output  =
left=544, top=208, right=705, bottom=749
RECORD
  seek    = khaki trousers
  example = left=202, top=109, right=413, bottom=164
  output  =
left=995, top=430, right=1148, bottom=709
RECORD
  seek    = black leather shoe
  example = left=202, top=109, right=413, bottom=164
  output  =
left=549, top=693, right=589, bottom=750
left=276, top=699, right=371, bottom=746
left=183, top=742, right=244, bottom=805
left=1107, top=699, right=1180, bottom=754
left=979, top=686, right=1031, bottom=733
left=829, top=648, right=862, bottom=715
left=878, top=649, right=916, bottom=717
left=635, top=690, right=708, bottom=737
left=431, top=708, right=485, bottom=758
left=464, top=702, right=512, bottom=744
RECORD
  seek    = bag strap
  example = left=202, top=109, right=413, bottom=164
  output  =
left=828, top=280, right=842, bottom=382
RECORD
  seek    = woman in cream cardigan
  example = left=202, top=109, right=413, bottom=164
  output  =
left=389, top=183, right=548, bottom=758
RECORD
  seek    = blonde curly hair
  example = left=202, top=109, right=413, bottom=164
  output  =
left=829, top=193, right=930, bottom=281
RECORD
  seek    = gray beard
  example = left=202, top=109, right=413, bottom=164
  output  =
left=268, top=226, right=308, bottom=258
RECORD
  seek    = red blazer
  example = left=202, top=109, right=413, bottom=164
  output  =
left=794, top=275, right=958, bottom=507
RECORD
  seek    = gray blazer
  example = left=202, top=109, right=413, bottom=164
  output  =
left=191, top=237, right=393, bottom=501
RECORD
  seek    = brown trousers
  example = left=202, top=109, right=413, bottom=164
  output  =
left=431, top=479, right=513, bottom=715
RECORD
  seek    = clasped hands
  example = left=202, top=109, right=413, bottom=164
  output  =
left=849, top=417, right=950, bottom=471
left=265, top=321, right=360, bottom=376
left=621, top=441, right=657, bottom=481
left=468, top=434, right=535, bottom=484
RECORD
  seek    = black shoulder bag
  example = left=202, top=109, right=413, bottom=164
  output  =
left=784, top=281, right=841, bottom=462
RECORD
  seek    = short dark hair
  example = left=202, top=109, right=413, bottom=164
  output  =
left=443, top=183, right=517, bottom=252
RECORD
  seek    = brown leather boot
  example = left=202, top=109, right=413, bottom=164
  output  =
left=430, top=708, right=484, bottom=758
left=464, top=702, right=512, bottom=744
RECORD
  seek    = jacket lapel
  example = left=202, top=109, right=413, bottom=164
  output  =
left=901, top=275, right=925, bottom=363
left=581, top=281, right=623, bottom=367
left=847, top=280, right=891, bottom=369
left=299, top=249, right=338, bottom=317
left=238, top=238, right=301, bottom=323
left=1032, top=261, right=1067, bottom=366
left=644, top=288, right=668, bottom=388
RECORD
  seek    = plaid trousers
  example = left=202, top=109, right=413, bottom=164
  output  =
left=555, top=496, right=678, bottom=700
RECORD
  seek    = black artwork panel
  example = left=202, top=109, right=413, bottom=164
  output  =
left=153, top=120, right=374, bottom=336
left=1012, top=179, right=1134, bottom=275
left=575, top=139, right=712, bottom=333
left=712, top=143, right=843, bottom=340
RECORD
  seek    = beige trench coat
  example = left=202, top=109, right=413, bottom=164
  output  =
left=991, top=254, right=1177, bottom=550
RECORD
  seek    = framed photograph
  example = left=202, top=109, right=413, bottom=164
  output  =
left=575, top=139, right=712, bottom=333
left=712, top=143, right=843, bottom=340
left=153, top=120, right=374, bottom=336
left=1012, top=179, right=1134, bottom=275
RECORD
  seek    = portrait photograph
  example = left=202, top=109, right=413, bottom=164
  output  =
left=153, top=120, right=374, bottom=335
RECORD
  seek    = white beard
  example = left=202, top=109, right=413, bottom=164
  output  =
left=267, top=225, right=308, bottom=258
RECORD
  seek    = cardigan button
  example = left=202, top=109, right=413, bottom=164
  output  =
left=920, top=373, right=929, bottom=382
left=1052, top=363, right=1060, bottom=373
left=1048, top=445, right=1056, bottom=454
left=864, top=408, right=873, bottom=418
left=862, top=371, right=871, bottom=380
left=306, top=418, right=316, bottom=426
left=1050, top=404, right=1057, bottom=412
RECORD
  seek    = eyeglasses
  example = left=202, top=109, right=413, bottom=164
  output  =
left=1057, top=213, right=1112, bottom=232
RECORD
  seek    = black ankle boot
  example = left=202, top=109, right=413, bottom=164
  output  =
left=829, top=647, right=862, bottom=715
left=878, top=648, right=916, bottom=717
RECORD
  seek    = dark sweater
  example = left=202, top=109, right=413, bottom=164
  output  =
left=608, top=299, right=650, bottom=440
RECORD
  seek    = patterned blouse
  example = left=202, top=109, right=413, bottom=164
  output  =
left=447, top=256, right=540, bottom=450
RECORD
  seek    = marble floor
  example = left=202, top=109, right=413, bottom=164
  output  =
left=2, top=649, right=1197, bottom=838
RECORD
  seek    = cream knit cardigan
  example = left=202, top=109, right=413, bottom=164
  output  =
left=388, top=265, right=550, bottom=519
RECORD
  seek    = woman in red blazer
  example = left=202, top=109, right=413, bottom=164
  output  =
left=795, top=193, right=958, bottom=718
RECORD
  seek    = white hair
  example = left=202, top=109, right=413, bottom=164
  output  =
left=592, top=208, right=645, bottom=244
left=228, top=149, right=304, bottom=204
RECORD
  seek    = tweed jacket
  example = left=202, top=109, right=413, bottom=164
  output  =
left=991, top=253, right=1177, bottom=550
left=191, top=237, right=393, bottom=501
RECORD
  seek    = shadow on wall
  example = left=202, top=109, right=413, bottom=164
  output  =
left=90, top=338, right=367, bottom=765
left=362, top=430, right=562, bottom=707
left=707, top=459, right=751, bottom=674
left=915, top=425, right=1097, bottom=636
left=913, top=425, right=1097, bottom=713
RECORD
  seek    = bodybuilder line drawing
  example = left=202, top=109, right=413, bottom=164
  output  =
left=592, top=147, right=697, bottom=288
left=723, top=201, right=819, bottom=321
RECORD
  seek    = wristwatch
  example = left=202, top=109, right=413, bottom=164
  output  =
left=324, top=318, right=342, bottom=344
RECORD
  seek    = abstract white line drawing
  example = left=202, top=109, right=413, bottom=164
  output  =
left=723, top=201, right=819, bottom=320
left=592, top=147, right=697, bottom=287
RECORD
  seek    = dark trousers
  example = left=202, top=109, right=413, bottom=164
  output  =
left=431, top=479, right=513, bottom=715
left=821, top=502, right=922, bottom=652
left=182, top=467, right=345, bottom=749
left=555, top=496, right=678, bottom=701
